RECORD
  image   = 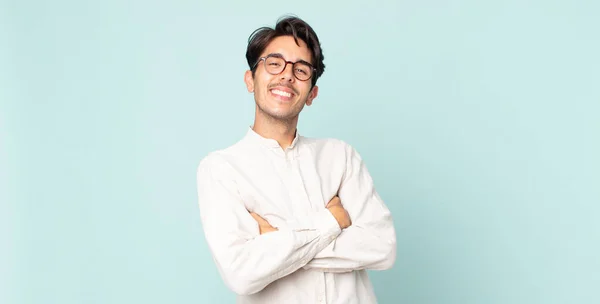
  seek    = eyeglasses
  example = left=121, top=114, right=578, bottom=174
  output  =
left=252, top=54, right=316, bottom=81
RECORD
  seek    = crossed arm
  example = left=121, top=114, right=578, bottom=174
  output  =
left=196, top=145, right=396, bottom=295
left=251, top=148, right=396, bottom=274
left=254, top=195, right=395, bottom=273
left=250, top=195, right=351, bottom=234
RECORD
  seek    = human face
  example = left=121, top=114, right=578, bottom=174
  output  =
left=244, top=36, right=319, bottom=122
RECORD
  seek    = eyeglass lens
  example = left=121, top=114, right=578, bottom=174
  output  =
left=264, top=56, right=312, bottom=80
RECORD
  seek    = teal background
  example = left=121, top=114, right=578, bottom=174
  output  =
left=2, top=0, right=599, bottom=303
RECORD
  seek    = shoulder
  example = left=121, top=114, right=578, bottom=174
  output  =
left=302, top=136, right=356, bottom=150
left=299, top=135, right=361, bottom=160
left=300, top=135, right=351, bottom=150
left=196, top=140, right=248, bottom=178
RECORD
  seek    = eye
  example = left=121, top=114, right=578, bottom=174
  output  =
left=295, top=63, right=311, bottom=75
left=295, top=68, right=308, bottom=75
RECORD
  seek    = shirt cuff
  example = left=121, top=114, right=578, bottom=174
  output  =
left=313, top=208, right=342, bottom=240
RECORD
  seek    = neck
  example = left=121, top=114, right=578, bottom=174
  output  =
left=252, top=113, right=298, bottom=150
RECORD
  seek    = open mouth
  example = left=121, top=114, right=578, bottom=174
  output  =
left=271, top=89, right=292, bottom=98
left=269, top=87, right=295, bottom=101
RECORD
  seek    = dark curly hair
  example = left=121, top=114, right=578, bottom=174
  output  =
left=246, top=15, right=325, bottom=87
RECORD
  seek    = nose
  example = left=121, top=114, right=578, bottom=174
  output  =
left=279, top=62, right=295, bottom=82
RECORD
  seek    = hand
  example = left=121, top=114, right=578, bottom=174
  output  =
left=326, top=196, right=351, bottom=229
left=250, top=212, right=278, bottom=235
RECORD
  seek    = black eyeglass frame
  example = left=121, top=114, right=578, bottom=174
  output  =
left=251, top=54, right=317, bottom=81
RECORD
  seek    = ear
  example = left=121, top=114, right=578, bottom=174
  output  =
left=305, top=85, right=319, bottom=106
left=244, top=70, right=254, bottom=92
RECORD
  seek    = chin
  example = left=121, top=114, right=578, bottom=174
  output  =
left=257, top=100, right=303, bottom=120
left=262, top=109, right=297, bottom=121
left=269, top=112, right=296, bottom=121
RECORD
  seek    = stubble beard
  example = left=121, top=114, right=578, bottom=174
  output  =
left=255, top=96, right=305, bottom=125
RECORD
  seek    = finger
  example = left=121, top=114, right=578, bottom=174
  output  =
left=251, top=213, right=273, bottom=227
left=250, top=212, right=264, bottom=222
left=327, top=196, right=341, bottom=207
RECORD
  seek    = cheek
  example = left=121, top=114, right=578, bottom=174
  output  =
left=300, top=87, right=313, bottom=99
left=257, top=77, right=272, bottom=93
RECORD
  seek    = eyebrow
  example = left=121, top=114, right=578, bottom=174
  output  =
left=267, top=53, right=313, bottom=67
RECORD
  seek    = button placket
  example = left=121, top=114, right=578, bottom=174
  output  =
left=316, top=271, right=327, bottom=304
left=284, top=148, right=304, bottom=216
left=289, top=152, right=314, bottom=212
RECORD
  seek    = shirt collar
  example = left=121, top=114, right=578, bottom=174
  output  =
left=245, top=126, right=301, bottom=150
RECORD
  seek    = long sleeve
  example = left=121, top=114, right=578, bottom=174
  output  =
left=303, top=143, right=397, bottom=273
left=196, top=154, right=342, bottom=295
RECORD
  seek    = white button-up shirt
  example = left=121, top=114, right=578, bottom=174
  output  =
left=196, top=127, right=397, bottom=304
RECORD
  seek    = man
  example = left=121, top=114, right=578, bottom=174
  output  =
left=196, top=16, right=396, bottom=304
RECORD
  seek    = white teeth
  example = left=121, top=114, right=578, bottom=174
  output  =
left=272, top=89, right=291, bottom=98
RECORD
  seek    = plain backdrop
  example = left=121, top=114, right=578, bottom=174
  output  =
left=2, top=0, right=599, bottom=303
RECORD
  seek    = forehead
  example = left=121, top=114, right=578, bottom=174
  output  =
left=262, top=35, right=312, bottom=63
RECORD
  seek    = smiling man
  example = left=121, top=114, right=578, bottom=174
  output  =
left=196, top=16, right=397, bottom=304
